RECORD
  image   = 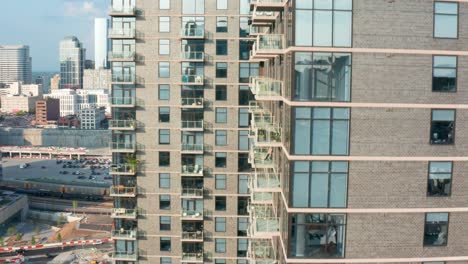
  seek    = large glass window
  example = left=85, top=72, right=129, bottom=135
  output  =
left=159, top=173, right=170, bottom=188
left=215, top=238, right=226, bottom=252
left=216, top=130, right=227, bottom=145
left=434, top=2, right=458, bottom=38
left=239, top=63, right=259, bottom=83
left=424, top=213, right=449, bottom=246
left=215, top=153, right=227, bottom=168
left=238, top=218, right=248, bottom=236
left=239, top=17, right=250, bottom=37
left=160, top=216, right=171, bottom=230
left=215, top=196, right=227, bottom=211
left=216, top=40, right=228, bottom=55
left=295, top=0, right=352, bottom=47
left=428, top=162, right=452, bottom=197
left=160, top=237, right=171, bottom=251
left=430, top=109, right=455, bottom=145
left=290, top=213, right=346, bottom=258
left=159, top=129, right=170, bottom=144
left=217, top=17, right=228, bottom=32
left=215, top=174, right=226, bottom=189
left=159, top=107, right=170, bottom=122
left=238, top=130, right=250, bottom=150
left=216, top=62, right=228, bottom=78
left=159, top=17, right=170, bottom=32
left=239, top=85, right=253, bottom=105
left=217, top=0, right=228, bottom=9
left=216, top=108, right=227, bottom=123
left=433, top=56, right=457, bottom=92
left=159, top=62, right=170, bottom=78
left=215, top=217, right=226, bottom=232
left=159, top=152, right=170, bottom=167
left=216, top=85, right=227, bottom=100
left=239, top=108, right=249, bottom=128
left=159, top=39, right=170, bottom=55
left=159, top=84, right=170, bottom=100
left=159, top=0, right=170, bottom=9
left=182, top=0, right=205, bottom=14
left=238, top=174, right=249, bottom=194
left=292, top=161, right=348, bottom=208
left=294, top=52, right=351, bottom=101
left=239, top=40, right=250, bottom=60
left=159, top=195, right=171, bottom=209
left=294, top=108, right=350, bottom=155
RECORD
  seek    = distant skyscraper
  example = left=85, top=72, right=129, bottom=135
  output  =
left=94, top=18, right=109, bottom=69
left=0, top=45, right=32, bottom=85
left=59, top=36, right=85, bottom=89
left=50, top=74, right=60, bottom=91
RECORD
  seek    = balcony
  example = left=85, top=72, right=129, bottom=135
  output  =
left=250, top=168, right=281, bottom=192
left=250, top=0, right=288, bottom=12
left=182, top=51, right=205, bottom=61
left=249, top=147, right=275, bottom=169
left=181, top=231, right=204, bottom=242
left=181, top=209, right=204, bottom=220
left=181, top=143, right=204, bottom=154
left=110, top=142, right=136, bottom=153
left=181, top=252, right=204, bottom=263
left=181, top=75, right=204, bottom=85
left=108, top=51, right=136, bottom=62
left=248, top=239, right=277, bottom=264
left=111, top=228, right=138, bottom=240
left=251, top=192, right=273, bottom=204
left=109, top=28, right=136, bottom=39
left=112, top=74, right=135, bottom=84
left=181, top=98, right=204, bottom=108
left=111, top=252, right=138, bottom=262
left=109, top=6, right=137, bottom=16
left=181, top=164, right=204, bottom=176
left=111, top=208, right=138, bottom=219
left=249, top=25, right=270, bottom=36
left=181, top=120, right=204, bottom=131
left=181, top=188, right=204, bottom=198
left=109, top=119, right=137, bottom=130
left=252, top=11, right=278, bottom=24
left=181, top=28, right=205, bottom=39
left=111, top=97, right=136, bottom=108
left=110, top=186, right=137, bottom=197
left=251, top=34, right=286, bottom=58
left=249, top=205, right=280, bottom=238
left=250, top=77, right=283, bottom=100
left=109, top=164, right=137, bottom=176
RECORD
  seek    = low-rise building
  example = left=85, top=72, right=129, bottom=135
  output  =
left=0, top=95, right=39, bottom=113
left=35, top=98, right=60, bottom=125
left=79, top=107, right=105, bottom=130
left=44, top=88, right=109, bottom=116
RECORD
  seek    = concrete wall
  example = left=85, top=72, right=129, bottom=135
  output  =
left=0, top=127, right=110, bottom=148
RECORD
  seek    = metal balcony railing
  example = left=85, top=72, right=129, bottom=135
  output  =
left=181, top=75, right=204, bottom=85
left=109, top=28, right=136, bottom=38
left=111, top=97, right=135, bottom=107
left=112, top=74, right=135, bottom=83
left=250, top=77, right=283, bottom=97
left=181, top=252, right=204, bottom=262
left=181, top=98, right=204, bottom=107
left=111, top=252, right=138, bottom=261
left=251, top=192, right=273, bottom=204
left=109, top=164, right=136, bottom=175
left=110, top=6, right=136, bottom=15
left=181, top=28, right=205, bottom=38
left=181, top=143, right=204, bottom=153
left=110, top=142, right=136, bottom=152
left=181, top=209, right=204, bottom=220
left=181, top=120, right=204, bottom=130
left=182, top=51, right=205, bottom=61
left=111, top=228, right=138, bottom=240
left=108, top=51, right=136, bottom=61
left=110, top=186, right=137, bottom=197
left=181, top=188, right=204, bottom=197
left=181, top=231, right=204, bottom=241
left=249, top=147, right=275, bottom=168
left=111, top=208, right=138, bottom=219
left=109, top=119, right=136, bottom=130
left=181, top=164, right=204, bottom=175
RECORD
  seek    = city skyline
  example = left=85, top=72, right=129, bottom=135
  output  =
left=0, top=0, right=108, bottom=72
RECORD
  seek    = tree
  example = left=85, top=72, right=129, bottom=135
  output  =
left=7, top=227, right=16, bottom=236
left=56, top=233, right=62, bottom=242
left=31, top=236, right=36, bottom=245
left=126, top=154, right=140, bottom=172
left=0, top=237, right=4, bottom=246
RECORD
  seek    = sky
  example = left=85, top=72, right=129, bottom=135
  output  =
left=0, top=0, right=109, bottom=72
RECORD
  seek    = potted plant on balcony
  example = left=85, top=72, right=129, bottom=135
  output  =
left=126, top=154, right=140, bottom=173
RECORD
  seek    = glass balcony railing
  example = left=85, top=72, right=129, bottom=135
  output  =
left=112, top=74, right=135, bottom=83
left=249, top=147, right=275, bottom=168
left=111, top=252, right=138, bottom=261
left=250, top=77, right=283, bottom=97
left=182, top=51, right=205, bottom=61
left=181, top=120, right=204, bottom=130
left=110, top=186, right=137, bottom=197
left=181, top=252, right=204, bottom=262
left=109, top=28, right=136, bottom=38
left=109, top=119, right=136, bottom=130
left=181, top=143, right=204, bottom=153
left=109, top=164, right=136, bottom=175
left=251, top=192, right=273, bottom=204
left=181, top=209, right=204, bottom=220
left=181, top=98, right=204, bottom=107
left=110, top=6, right=136, bottom=15
left=181, top=188, right=204, bottom=198
left=110, top=142, right=136, bottom=152
left=181, top=28, right=205, bottom=38
left=181, top=164, right=204, bottom=175
left=251, top=168, right=280, bottom=191
left=111, top=228, right=138, bottom=240
left=181, top=75, right=204, bottom=85
left=111, top=97, right=135, bottom=107
left=108, top=51, right=136, bottom=61
left=249, top=240, right=276, bottom=262
left=181, top=231, right=204, bottom=241
left=111, top=208, right=138, bottom=219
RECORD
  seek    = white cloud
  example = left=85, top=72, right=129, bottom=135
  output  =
left=63, top=1, right=102, bottom=18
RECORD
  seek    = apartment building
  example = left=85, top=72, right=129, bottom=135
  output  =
left=109, top=0, right=468, bottom=263
left=79, top=107, right=106, bottom=130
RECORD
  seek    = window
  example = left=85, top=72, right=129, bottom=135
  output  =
left=160, top=237, right=171, bottom=251
left=239, top=40, right=250, bottom=60
left=239, top=17, right=250, bottom=37
left=295, top=0, right=352, bottom=47
left=182, top=0, right=204, bottom=14
left=159, top=84, right=170, bottom=100
left=160, top=0, right=170, bottom=9
left=215, top=260, right=226, bottom=264
left=159, top=173, right=170, bottom=188
left=160, top=216, right=171, bottom=230
left=237, top=238, right=248, bottom=257
left=215, top=217, right=226, bottom=232
left=294, top=52, right=351, bottom=101
left=294, top=108, right=350, bottom=155
left=424, top=213, right=449, bottom=246
left=161, top=257, right=172, bottom=264
left=217, top=0, right=227, bottom=9
left=159, top=62, right=170, bottom=78
left=292, top=161, right=348, bottom=208
left=238, top=108, right=249, bottom=127
left=159, top=39, right=170, bottom=55
left=428, top=162, right=452, bottom=197
left=216, top=40, right=228, bottom=55
left=159, top=195, right=171, bottom=209
left=238, top=260, right=248, bottom=264
left=215, top=174, right=226, bottom=189
left=239, top=85, right=253, bottom=105
left=215, top=196, right=227, bottom=211
left=238, top=218, right=248, bottom=236
left=238, top=130, right=249, bottom=150
left=215, top=153, right=227, bottom=168
left=216, top=85, right=227, bottom=100
left=216, top=108, right=227, bottom=123
left=216, top=17, right=228, bottom=32
left=159, top=17, right=170, bottom=32
left=239, top=62, right=259, bottom=83
left=290, top=213, right=346, bottom=258
left=159, top=107, right=170, bottom=122
left=215, top=238, right=226, bottom=253
left=434, top=2, right=458, bottom=38
left=430, top=109, right=455, bottom=144
left=240, top=0, right=251, bottom=15
left=433, top=56, right=457, bottom=92
left=238, top=153, right=250, bottom=172
left=216, top=130, right=227, bottom=145
left=216, top=62, right=228, bottom=78
left=238, top=174, right=249, bottom=194
left=159, top=129, right=170, bottom=144
left=159, top=152, right=170, bottom=167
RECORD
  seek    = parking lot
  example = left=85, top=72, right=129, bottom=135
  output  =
left=2, top=157, right=112, bottom=185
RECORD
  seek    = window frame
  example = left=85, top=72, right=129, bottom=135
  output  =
left=215, top=238, right=227, bottom=253
left=215, top=196, right=227, bottom=211
left=216, top=62, right=228, bottom=78
left=216, top=85, right=227, bottom=100
left=159, top=173, right=170, bottom=188
left=215, top=174, right=227, bottom=189
left=215, top=130, right=228, bottom=146
left=160, top=237, right=171, bottom=251
left=215, top=217, right=227, bottom=232
left=159, top=107, right=170, bottom=122
left=159, top=39, right=170, bottom=55
left=159, top=194, right=171, bottom=209
left=160, top=216, right=171, bottom=230
left=159, top=62, right=170, bottom=78
left=216, top=40, right=228, bottom=55
left=433, top=1, right=459, bottom=39
left=159, top=129, right=170, bottom=144
left=217, top=0, right=228, bottom=9
left=430, top=109, right=456, bottom=145
left=427, top=161, right=453, bottom=197
left=159, top=16, right=171, bottom=32
left=159, top=0, right=170, bottom=9
left=216, top=16, right=228, bottom=32
left=216, top=107, right=228, bottom=123
left=215, top=152, right=227, bottom=168
left=432, top=55, right=457, bottom=93
left=159, top=151, right=170, bottom=167
left=159, top=84, right=170, bottom=100
left=423, top=212, right=449, bottom=247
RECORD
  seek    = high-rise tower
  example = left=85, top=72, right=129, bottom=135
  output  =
left=0, top=45, right=32, bottom=85
left=59, top=36, right=85, bottom=89
left=95, top=18, right=110, bottom=69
